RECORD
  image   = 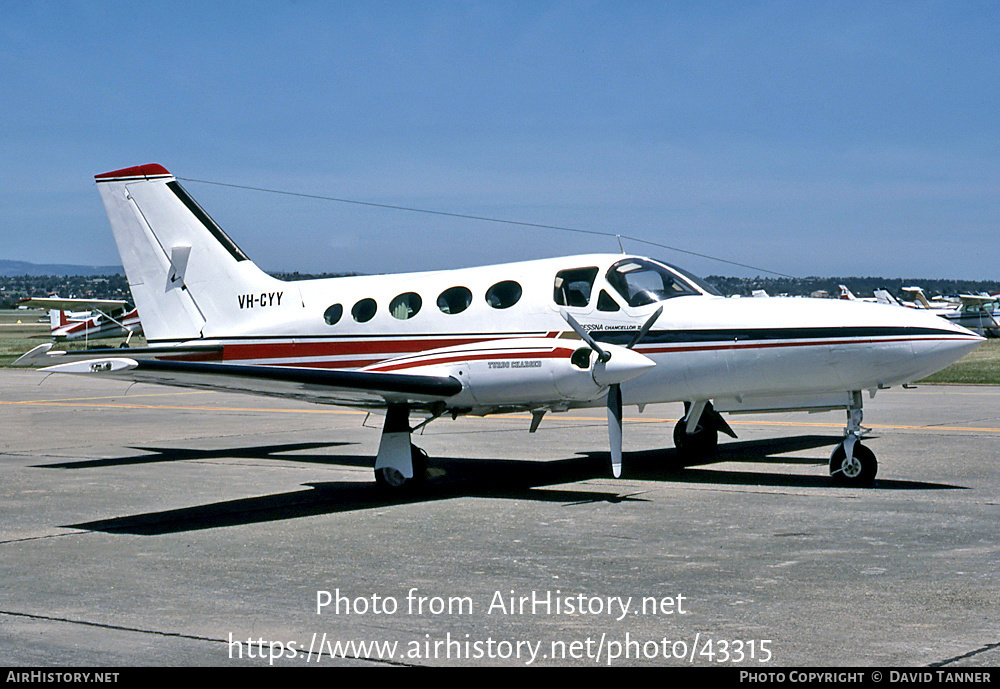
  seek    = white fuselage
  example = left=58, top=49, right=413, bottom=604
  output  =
left=158, top=253, right=983, bottom=413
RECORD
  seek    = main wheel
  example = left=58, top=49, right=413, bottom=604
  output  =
left=374, top=445, right=428, bottom=490
left=829, top=442, right=877, bottom=486
left=672, top=417, right=719, bottom=463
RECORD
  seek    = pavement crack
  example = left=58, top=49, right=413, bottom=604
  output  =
left=0, top=531, right=90, bottom=545
left=0, top=610, right=217, bottom=644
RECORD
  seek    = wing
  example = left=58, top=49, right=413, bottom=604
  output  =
left=18, top=297, right=130, bottom=313
left=37, top=356, right=463, bottom=409
left=959, top=294, right=996, bottom=306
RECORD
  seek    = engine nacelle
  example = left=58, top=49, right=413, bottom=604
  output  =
left=363, top=338, right=654, bottom=408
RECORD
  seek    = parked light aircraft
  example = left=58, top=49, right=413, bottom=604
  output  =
left=901, top=288, right=999, bottom=338
left=18, top=297, right=142, bottom=343
left=15, top=164, right=986, bottom=489
left=838, top=285, right=901, bottom=307
left=948, top=295, right=999, bottom=338
left=900, top=287, right=959, bottom=311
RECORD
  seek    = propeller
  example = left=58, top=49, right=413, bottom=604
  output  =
left=561, top=306, right=662, bottom=477
left=560, top=310, right=611, bottom=363
left=607, top=382, right=623, bottom=477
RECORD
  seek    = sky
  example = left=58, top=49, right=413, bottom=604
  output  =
left=1, top=1, right=997, bottom=280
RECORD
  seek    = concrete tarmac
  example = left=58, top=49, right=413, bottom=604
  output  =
left=1, top=369, right=999, bottom=667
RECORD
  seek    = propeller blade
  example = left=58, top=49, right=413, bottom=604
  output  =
left=627, top=306, right=663, bottom=349
left=607, top=383, right=623, bottom=478
left=560, top=309, right=611, bottom=362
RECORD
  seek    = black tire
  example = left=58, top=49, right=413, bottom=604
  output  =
left=374, top=445, right=428, bottom=491
left=672, top=417, right=719, bottom=463
left=829, top=442, right=878, bottom=486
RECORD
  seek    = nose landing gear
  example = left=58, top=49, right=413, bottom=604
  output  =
left=830, top=392, right=877, bottom=486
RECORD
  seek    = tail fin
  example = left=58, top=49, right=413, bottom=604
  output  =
left=50, top=309, right=67, bottom=330
left=874, top=289, right=900, bottom=306
left=95, top=165, right=287, bottom=343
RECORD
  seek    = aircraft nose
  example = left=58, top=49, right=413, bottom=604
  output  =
left=896, top=308, right=986, bottom=383
left=592, top=345, right=656, bottom=387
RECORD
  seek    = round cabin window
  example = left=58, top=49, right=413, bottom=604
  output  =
left=351, top=298, right=377, bottom=323
left=485, top=280, right=522, bottom=309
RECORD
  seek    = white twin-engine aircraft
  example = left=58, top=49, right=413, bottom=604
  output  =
left=18, top=164, right=985, bottom=489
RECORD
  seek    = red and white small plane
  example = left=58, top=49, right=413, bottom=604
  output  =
left=16, top=164, right=985, bottom=489
left=18, top=297, right=142, bottom=343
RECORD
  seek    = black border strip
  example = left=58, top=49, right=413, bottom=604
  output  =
left=593, top=325, right=967, bottom=346
left=167, top=180, right=250, bottom=263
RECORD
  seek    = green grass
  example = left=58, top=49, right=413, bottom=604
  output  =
left=0, top=309, right=49, bottom=365
left=0, top=309, right=146, bottom=366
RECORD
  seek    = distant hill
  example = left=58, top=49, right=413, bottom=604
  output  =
left=0, top=260, right=124, bottom=277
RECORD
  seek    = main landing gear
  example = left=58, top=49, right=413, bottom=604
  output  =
left=375, top=444, right=428, bottom=489
left=373, top=404, right=428, bottom=491
left=829, top=391, right=878, bottom=487
left=672, top=401, right=737, bottom=464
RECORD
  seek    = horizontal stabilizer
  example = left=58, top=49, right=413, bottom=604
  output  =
left=12, top=343, right=224, bottom=367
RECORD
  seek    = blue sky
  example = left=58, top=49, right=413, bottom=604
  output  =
left=2, top=1, right=997, bottom=279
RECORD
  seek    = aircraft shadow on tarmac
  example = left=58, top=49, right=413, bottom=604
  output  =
left=35, top=441, right=359, bottom=470
left=62, top=433, right=963, bottom=536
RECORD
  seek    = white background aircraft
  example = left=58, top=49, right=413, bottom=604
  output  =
left=18, top=296, right=142, bottom=343
left=843, top=286, right=999, bottom=339
left=947, top=294, right=1000, bottom=337
left=16, top=164, right=985, bottom=489
left=901, top=288, right=999, bottom=338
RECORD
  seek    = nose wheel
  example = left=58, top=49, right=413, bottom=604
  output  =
left=829, top=441, right=877, bottom=486
left=829, top=392, right=878, bottom=486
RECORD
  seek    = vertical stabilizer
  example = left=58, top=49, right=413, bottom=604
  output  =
left=95, top=165, right=288, bottom=343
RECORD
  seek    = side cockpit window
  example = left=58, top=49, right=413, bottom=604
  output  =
left=553, top=267, right=598, bottom=307
left=606, top=259, right=699, bottom=307
left=597, top=289, right=620, bottom=312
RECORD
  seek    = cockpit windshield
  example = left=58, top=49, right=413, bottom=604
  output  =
left=665, top=262, right=723, bottom=297
left=606, top=258, right=707, bottom=306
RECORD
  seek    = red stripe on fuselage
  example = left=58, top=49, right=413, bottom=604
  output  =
left=213, top=333, right=560, bottom=363
left=155, top=332, right=978, bottom=370
left=365, top=347, right=575, bottom=373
